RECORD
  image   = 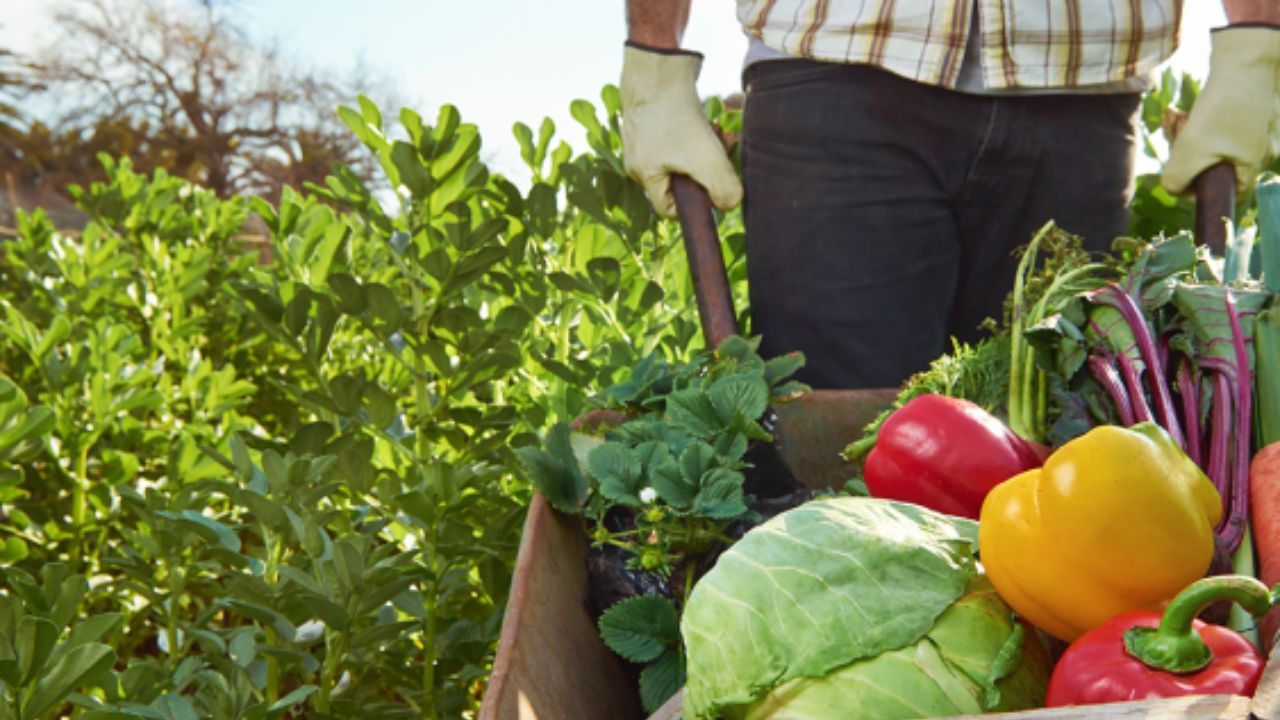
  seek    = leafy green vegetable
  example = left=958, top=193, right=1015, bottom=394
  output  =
left=518, top=335, right=807, bottom=714
left=680, top=497, right=1049, bottom=720
left=518, top=335, right=805, bottom=579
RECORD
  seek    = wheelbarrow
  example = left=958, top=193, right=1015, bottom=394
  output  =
left=479, top=163, right=1271, bottom=720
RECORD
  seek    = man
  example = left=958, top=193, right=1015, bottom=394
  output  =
left=620, top=0, right=1280, bottom=389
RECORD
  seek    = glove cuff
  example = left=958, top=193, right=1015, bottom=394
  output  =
left=1207, top=25, right=1280, bottom=63
left=621, top=43, right=705, bottom=105
left=1216, top=22, right=1280, bottom=31
left=625, top=40, right=704, bottom=61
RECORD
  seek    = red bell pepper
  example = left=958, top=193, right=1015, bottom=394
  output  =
left=1046, top=575, right=1272, bottom=706
left=863, top=394, right=1046, bottom=519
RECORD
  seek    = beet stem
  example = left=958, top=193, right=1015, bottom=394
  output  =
left=1088, top=354, right=1137, bottom=426
left=1103, top=284, right=1187, bottom=449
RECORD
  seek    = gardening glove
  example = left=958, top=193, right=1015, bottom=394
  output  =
left=1163, top=25, right=1280, bottom=195
left=620, top=42, right=743, bottom=218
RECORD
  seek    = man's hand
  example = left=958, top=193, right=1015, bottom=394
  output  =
left=1162, top=25, right=1280, bottom=194
left=620, top=43, right=743, bottom=218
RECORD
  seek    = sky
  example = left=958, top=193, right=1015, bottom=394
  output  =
left=2, top=0, right=1227, bottom=186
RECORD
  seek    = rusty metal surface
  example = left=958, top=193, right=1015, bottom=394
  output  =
left=771, top=388, right=899, bottom=490
left=480, top=494, right=642, bottom=720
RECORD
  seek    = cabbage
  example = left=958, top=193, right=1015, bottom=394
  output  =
left=681, top=497, right=1049, bottom=719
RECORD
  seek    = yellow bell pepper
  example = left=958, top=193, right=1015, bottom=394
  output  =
left=979, top=423, right=1222, bottom=642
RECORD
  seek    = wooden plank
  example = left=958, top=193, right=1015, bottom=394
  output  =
left=645, top=690, right=1250, bottom=720
left=649, top=690, right=682, bottom=720
left=956, top=695, right=1252, bottom=719
left=1251, top=644, right=1280, bottom=719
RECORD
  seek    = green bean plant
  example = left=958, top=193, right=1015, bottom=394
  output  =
left=0, top=86, right=748, bottom=719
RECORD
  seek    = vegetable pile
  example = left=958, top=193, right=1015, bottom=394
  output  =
left=516, top=181, right=1280, bottom=718
left=1008, top=228, right=1269, bottom=556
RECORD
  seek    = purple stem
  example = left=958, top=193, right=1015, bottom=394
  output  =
left=1100, top=284, right=1187, bottom=449
left=1206, top=373, right=1232, bottom=511
left=1175, top=359, right=1203, bottom=467
left=1088, top=355, right=1137, bottom=426
left=1157, top=333, right=1171, bottom=380
left=1218, top=290, right=1253, bottom=554
left=1117, top=352, right=1155, bottom=424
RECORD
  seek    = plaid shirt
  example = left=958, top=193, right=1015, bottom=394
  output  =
left=736, top=0, right=1183, bottom=90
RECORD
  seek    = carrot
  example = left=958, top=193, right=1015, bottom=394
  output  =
left=1250, top=440, right=1280, bottom=651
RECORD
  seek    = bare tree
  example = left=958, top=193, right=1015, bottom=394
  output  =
left=26, top=0, right=391, bottom=199
left=0, top=44, right=28, bottom=133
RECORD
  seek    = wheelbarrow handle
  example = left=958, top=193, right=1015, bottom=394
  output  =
left=671, top=174, right=739, bottom=347
left=1193, top=161, right=1236, bottom=257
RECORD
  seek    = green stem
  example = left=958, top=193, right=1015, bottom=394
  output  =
left=315, top=629, right=347, bottom=713
left=1007, top=226, right=1044, bottom=439
left=1123, top=575, right=1273, bottom=673
left=264, top=533, right=284, bottom=704
left=68, top=432, right=100, bottom=570
left=422, top=571, right=439, bottom=719
left=166, top=561, right=185, bottom=674
left=409, top=265, right=441, bottom=720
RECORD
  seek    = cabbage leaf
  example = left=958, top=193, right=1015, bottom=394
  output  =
left=681, top=497, right=985, bottom=718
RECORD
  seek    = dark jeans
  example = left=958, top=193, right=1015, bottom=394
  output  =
left=742, top=60, right=1139, bottom=389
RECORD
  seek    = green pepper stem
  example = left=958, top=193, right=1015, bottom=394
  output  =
left=1123, top=575, right=1273, bottom=674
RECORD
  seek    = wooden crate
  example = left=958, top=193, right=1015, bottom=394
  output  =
left=479, top=388, right=1280, bottom=720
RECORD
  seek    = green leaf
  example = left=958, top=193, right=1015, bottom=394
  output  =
left=636, top=441, right=691, bottom=509
left=513, top=121, right=535, bottom=168
left=157, top=510, right=242, bottom=553
left=297, top=593, right=349, bottom=630
left=333, top=539, right=365, bottom=592
left=22, top=643, right=115, bottom=719
left=665, top=388, right=722, bottom=437
left=598, top=595, right=678, bottom=664
left=392, top=141, right=433, bottom=198
left=338, top=105, right=376, bottom=146
left=692, top=468, right=747, bottom=519
left=587, top=441, right=642, bottom=505
left=362, top=383, right=397, bottom=428
left=709, top=373, right=769, bottom=425
left=223, top=600, right=298, bottom=642
left=516, top=424, right=587, bottom=513
left=764, top=352, right=806, bottom=389
left=0, top=538, right=28, bottom=564
left=228, top=629, right=256, bottom=668
left=640, top=650, right=685, bottom=715
left=586, top=257, right=622, bottom=300
left=328, top=273, right=366, bottom=315
left=268, top=685, right=318, bottom=714
left=150, top=694, right=199, bottom=720
left=284, top=289, right=311, bottom=336
left=364, top=283, right=403, bottom=329
left=680, top=442, right=716, bottom=485
left=16, top=616, right=58, bottom=684
left=0, top=405, right=54, bottom=462
left=64, top=614, right=123, bottom=651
